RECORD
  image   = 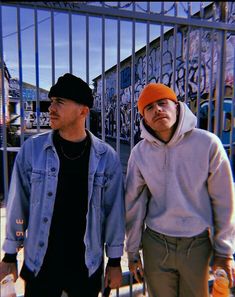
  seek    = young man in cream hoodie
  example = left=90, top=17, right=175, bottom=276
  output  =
left=125, top=83, right=235, bottom=297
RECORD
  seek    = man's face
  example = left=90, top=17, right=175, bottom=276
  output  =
left=143, top=99, right=178, bottom=135
left=48, top=97, right=86, bottom=130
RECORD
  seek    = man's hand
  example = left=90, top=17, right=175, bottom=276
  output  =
left=212, top=256, right=234, bottom=288
left=0, top=261, right=18, bottom=282
left=104, top=265, right=122, bottom=289
left=128, top=257, right=144, bottom=283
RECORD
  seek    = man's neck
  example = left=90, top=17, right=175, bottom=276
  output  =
left=154, top=129, right=174, bottom=143
left=58, top=129, right=87, bottom=142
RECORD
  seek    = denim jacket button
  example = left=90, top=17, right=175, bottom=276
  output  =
left=39, top=241, right=44, bottom=247
left=43, top=217, right=48, bottom=223
left=51, top=167, right=56, bottom=172
left=47, top=192, right=53, bottom=197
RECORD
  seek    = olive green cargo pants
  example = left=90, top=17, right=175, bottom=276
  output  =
left=142, top=227, right=212, bottom=297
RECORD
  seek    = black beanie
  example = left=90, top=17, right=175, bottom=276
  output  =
left=48, top=73, right=94, bottom=108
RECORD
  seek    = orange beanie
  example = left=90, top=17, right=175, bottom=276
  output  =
left=137, top=83, right=177, bottom=116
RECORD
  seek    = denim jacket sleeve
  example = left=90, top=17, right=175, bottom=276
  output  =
left=103, top=153, right=125, bottom=258
left=3, top=140, right=32, bottom=253
left=84, top=133, right=125, bottom=276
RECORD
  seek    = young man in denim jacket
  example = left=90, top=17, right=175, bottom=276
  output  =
left=0, top=73, right=125, bottom=297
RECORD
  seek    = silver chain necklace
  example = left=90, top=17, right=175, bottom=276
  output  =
left=59, top=138, right=88, bottom=161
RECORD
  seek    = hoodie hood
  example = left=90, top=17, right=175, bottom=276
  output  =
left=140, top=101, right=197, bottom=146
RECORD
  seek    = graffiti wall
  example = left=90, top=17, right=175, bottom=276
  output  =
left=93, top=2, right=235, bottom=145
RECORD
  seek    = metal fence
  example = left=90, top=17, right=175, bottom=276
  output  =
left=0, top=2, right=235, bottom=296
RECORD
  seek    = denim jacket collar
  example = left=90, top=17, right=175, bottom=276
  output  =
left=42, top=129, right=107, bottom=156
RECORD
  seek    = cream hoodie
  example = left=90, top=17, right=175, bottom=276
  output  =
left=125, top=101, right=235, bottom=260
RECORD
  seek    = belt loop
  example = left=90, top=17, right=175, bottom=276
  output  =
left=161, top=236, right=169, bottom=264
left=186, top=238, right=195, bottom=258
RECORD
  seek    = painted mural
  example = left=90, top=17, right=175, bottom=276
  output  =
left=93, top=2, right=235, bottom=146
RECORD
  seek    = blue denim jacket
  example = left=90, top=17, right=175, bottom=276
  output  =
left=3, top=130, right=125, bottom=276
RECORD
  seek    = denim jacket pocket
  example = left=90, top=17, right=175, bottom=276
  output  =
left=91, top=173, right=107, bottom=207
left=30, top=170, right=46, bottom=205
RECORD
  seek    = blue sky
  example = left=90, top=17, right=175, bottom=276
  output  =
left=1, top=2, right=208, bottom=91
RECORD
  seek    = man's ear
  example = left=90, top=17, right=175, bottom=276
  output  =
left=80, top=105, right=90, bottom=117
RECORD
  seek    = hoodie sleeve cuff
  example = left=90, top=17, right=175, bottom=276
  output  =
left=127, top=252, right=140, bottom=262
